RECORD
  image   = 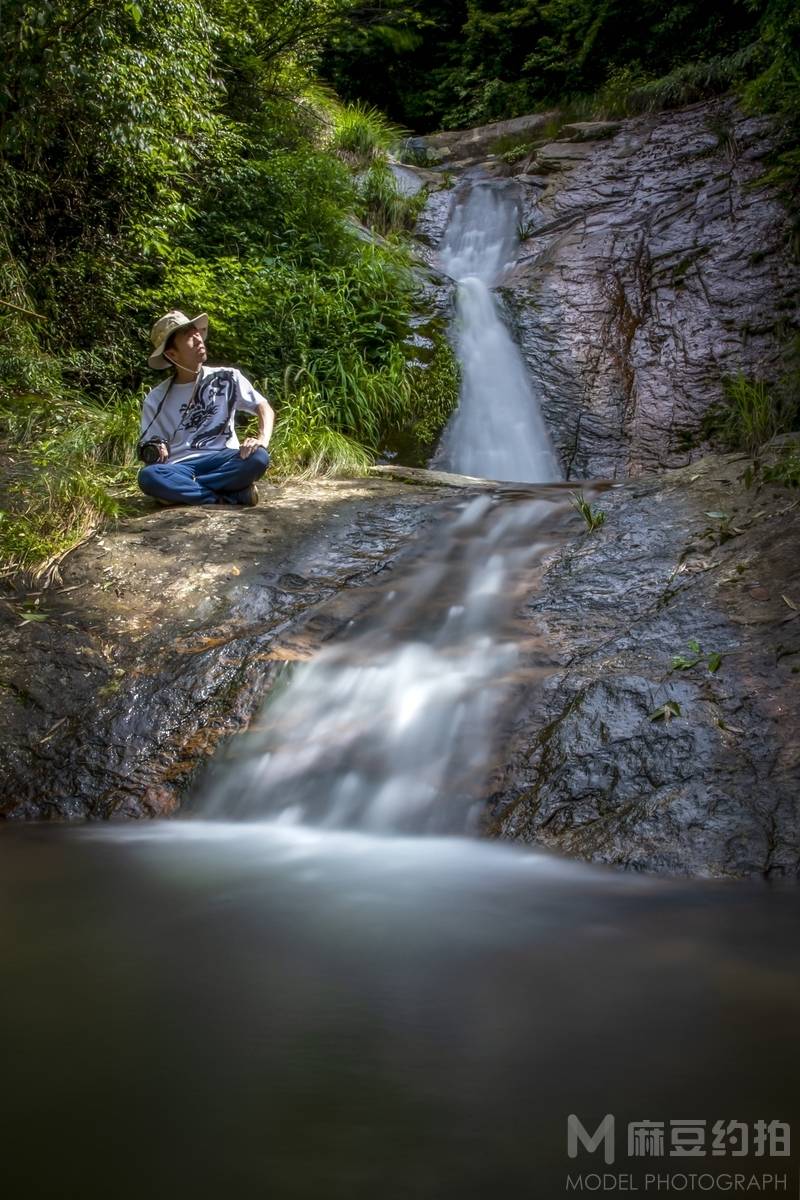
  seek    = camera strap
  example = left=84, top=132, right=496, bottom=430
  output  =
left=139, top=369, right=202, bottom=449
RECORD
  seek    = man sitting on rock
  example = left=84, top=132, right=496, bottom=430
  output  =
left=137, top=309, right=274, bottom=507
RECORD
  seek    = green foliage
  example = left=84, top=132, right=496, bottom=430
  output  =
left=742, top=0, right=800, bottom=127
left=570, top=491, right=606, bottom=532
left=407, top=335, right=460, bottom=456
left=671, top=639, right=724, bottom=673
left=330, top=101, right=404, bottom=163
left=380, top=332, right=459, bottom=463
left=322, top=1, right=771, bottom=131
left=0, top=390, right=141, bottom=577
left=0, top=0, right=227, bottom=365
left=395, top=142, right=441, bottom=167
left=702, top=510, right=743, bottom=545
left=596, top=47, right=760, bottom=119
left=488, top=132, right=537, bottom=163
left=742, top=0, right=800, bottom=204
left=649, top=699, right=682, bottom=722
left=269, top=383, right=373, bottom=477
left=762, top=440, right=800, bottom=488
left=705, top=373, right=798, bottom=456
left=320, top=2, right=448, bottom=131
left=358, top=163, right=427, bottom=236
left=192, top=146, right=358, bottom=267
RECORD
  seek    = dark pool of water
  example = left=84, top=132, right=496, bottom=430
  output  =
left=1, top=823, right=798, bottom=1198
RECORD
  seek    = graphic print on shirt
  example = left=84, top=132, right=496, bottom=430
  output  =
left=176, top=371, right=238, bottom=450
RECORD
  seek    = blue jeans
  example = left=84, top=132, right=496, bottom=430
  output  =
left=138, top=447, right=269, bottom=505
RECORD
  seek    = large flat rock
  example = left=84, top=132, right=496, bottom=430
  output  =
left=421, top=111, right=559, bottom=163
left=0, top=477, right=474, bottom=819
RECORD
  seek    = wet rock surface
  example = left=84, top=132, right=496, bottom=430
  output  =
left=0, top=478, right=470, bottom=820
left=2, top=457, right=797, bottom=878
left=421, top=111, right=558, bottom=165
left=501, top=99, right=799, bottom=478
left=487, top=452, right=800, bottom=878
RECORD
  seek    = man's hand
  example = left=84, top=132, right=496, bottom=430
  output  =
left=239, top=438, right=266, bottom=458
left=157, top=443, right=169, bottom=463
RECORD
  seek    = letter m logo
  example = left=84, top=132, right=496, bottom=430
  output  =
left=567, top=1114, right=615, bottom=1164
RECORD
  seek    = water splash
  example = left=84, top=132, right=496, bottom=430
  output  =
left=434, top=183, right=560, bottom=483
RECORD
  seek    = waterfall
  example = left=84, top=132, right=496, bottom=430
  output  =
left=193, top=178, right=569, bottom=832
left=434, top=183, right=560, bottom=483
left=197, top=492, right=568, bottom=831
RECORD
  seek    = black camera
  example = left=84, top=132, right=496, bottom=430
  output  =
left=139, top=440, right=166, bottom=466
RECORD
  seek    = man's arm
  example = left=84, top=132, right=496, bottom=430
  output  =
left=138, top=383, right=170, bottom=463
left=239, top=398, right=275, bottom=457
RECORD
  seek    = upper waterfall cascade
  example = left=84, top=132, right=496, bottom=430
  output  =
left=434, top=183, right=560, bottom=484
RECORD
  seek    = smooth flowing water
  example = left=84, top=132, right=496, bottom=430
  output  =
left=434, top=182, right=560, bottom=483
left=196, top=490, right=568, bottom=832
left=2, top=181, right=798, bottom=1200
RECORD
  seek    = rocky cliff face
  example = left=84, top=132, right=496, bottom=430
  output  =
left=486, top=451, right=800, bottom=878
left=413, top=98, right=799, bottom=479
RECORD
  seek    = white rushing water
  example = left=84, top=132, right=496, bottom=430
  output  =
left=434, top=183, right=560, bottom=483
left=197, top=492, right=568, bottom=831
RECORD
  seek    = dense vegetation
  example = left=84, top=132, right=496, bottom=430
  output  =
left=2, top=0, right=798, bottom=576
left=0, top=0, right=451, bottom=575
left=325, top=0, right=799, bottom=139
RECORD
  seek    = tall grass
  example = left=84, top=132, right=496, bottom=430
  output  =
left=0, top=390, right=141, bottom=579
left=269, top=381, right=373, bottom=478
left=295, top=340, right=414, bottom=448
left=705, top=372, right=798, bottom=456
left=359, top=163, right=427, bottom=236
left=595, top=48, right=761, bottom=119
left=330, top=101, right=405, bottom=164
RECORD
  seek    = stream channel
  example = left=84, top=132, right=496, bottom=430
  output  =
left=2, top=179, right=799, bottom=1198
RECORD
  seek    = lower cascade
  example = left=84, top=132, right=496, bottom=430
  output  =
left=197, top=492, right=566, bottom=830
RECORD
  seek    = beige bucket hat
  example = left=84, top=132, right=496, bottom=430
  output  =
left=148, top=309, right=209, bottom=369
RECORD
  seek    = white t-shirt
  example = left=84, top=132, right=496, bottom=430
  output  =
left=139, top=366, right=266, bottom=462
